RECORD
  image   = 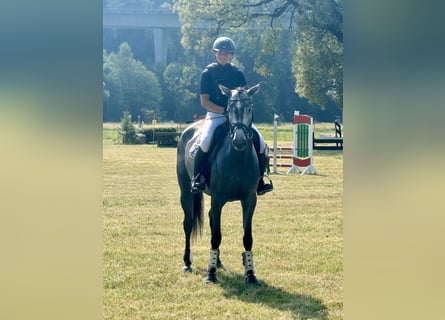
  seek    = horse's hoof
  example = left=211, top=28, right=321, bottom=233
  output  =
left=182, top=265, right=192, bottom=272
left=246, top=273, right=259, bottom=285
left=205, top=273, right=218, bottom=284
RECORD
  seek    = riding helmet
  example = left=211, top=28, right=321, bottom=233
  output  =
left=212, top=37, right=235, bottom=54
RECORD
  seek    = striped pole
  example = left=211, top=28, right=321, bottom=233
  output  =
left=271, top=114, right=295, bottom=173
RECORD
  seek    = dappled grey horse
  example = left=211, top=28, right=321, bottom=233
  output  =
left=176, top=84, right=261, bottom=284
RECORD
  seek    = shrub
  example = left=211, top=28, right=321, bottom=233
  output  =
left=118, top=111, right=137, bottom=144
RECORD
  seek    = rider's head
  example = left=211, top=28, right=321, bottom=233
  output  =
left=213, top=37, right=236, bottom=54
left=212, top=36, right=235, bottom=65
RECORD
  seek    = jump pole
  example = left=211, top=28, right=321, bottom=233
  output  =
left=287, top=111, right=318, bottom=175
left=272, top=114, right=279, bottom=174
left=270, top=114, right=293, bottom=173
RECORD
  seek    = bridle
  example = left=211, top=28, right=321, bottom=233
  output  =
left=226, top=97, right=254, bottom=141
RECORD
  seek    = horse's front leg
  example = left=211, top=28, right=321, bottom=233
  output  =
left=241, top=197, right=259, bottom=285
left=206, top=202, right=224, bottom=283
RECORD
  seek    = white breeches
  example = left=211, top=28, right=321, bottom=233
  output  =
left=198, top=111, right=266, bottom=153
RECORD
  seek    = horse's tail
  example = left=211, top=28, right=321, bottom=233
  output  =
left=191, top=192, right=204, bottom=243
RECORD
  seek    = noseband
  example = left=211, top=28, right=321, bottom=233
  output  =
left=230, top=122, right=253, bottom=140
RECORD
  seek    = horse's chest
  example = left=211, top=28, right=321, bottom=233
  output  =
left=212, top=157, right=258, bottom=186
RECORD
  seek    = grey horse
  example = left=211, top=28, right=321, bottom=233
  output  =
left=176, top=84, right=261, bottom=284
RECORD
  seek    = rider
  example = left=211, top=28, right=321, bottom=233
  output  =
left=191, top=36, right=273, bottom=196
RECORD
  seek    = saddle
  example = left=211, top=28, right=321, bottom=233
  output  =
left=197, top=123, right=261, bottom=187
left=200, top=123, right=229, bottom=186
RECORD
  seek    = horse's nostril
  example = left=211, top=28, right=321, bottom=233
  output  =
left=232, top=131, right=247, bottom=151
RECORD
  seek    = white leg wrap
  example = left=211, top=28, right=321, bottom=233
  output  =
left=242, top=251, right=255, bottom=275
left=207, top=249, right=219, bottom=271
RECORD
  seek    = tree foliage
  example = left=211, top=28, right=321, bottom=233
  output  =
left=173, top=0, right=343, bottom=110
left=103, top=43, right=163, bottom=122
left=118, top=111, right=137, bottom=144
left=103, top=0, right=343, bottom=122
left=293, top=25, right=343, bottom=108
left=163, top=62, right=202, bottom=122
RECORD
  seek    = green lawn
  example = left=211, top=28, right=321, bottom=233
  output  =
left=103, top=122, right=343, bottom=319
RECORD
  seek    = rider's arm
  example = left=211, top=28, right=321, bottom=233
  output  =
left=200, top=94, right=225, bottom=114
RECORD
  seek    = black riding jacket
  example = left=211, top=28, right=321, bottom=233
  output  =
left=200, top=63, right=247, bottom=109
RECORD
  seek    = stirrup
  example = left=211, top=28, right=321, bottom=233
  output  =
left=191, top=175, right=205, bottom=193
left=191, top=182, right=205, bottom=193
left=257, top=176, right=273, bottom=196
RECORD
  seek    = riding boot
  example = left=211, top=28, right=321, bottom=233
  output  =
left=257, top=153, right=273, bottom=196
left=191, top=147, right=207, bottom=193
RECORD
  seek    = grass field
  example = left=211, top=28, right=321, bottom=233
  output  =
left=103, top=122, right=343, bottom=319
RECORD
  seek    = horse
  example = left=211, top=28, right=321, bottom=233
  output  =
left=176, top=84, right=261, bottom=284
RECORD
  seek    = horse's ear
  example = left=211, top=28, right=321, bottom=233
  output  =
left=218, top=84, right=232, bottom=97
left=247, top=84, right=261, bottom=97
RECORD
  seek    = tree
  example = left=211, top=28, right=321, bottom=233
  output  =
left=292, top=0, right=343, bottom=108
left=163, top=62, right=201, bottom=122
left=173, top=0, right=343, bottom=111
left=118, top=111, right=137, bottom=144
left=103, top=43, right=163, bottom=122
left=293, top=25, right=343, bottom=108
left=103, top=49, right=124, bottom=121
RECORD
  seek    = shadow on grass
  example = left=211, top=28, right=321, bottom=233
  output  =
left=218, top=272, right=328, bottom=320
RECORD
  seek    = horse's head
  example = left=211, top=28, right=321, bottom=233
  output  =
left=219, top=84, right=260, bottom=151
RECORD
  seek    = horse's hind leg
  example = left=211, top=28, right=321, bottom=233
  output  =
left=182, top=211, right=193, bottom=271
left=182, top=216, right=193, bottom=272
left=181, top=192, right=194, bottom=272
left=241, top=197, right=259, bottom=285
left=181, top=190, right=204, bottom=272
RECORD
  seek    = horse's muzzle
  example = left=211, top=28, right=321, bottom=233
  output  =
left=231, top=126, right=251, bottom=151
